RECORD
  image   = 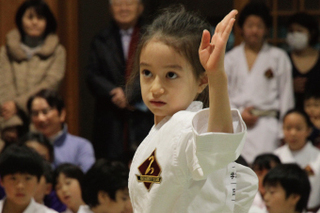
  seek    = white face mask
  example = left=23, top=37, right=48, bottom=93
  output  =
left=286, top=32, right=309, bottom=50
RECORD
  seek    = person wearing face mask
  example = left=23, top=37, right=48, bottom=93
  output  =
left=0, top=0, right=66, bottom=147
left=286, top=12, right=320, bottom=110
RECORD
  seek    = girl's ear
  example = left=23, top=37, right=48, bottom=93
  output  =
left=197, top=73, right=208, bottom=94
left=98, top=191, right=111, bottom=205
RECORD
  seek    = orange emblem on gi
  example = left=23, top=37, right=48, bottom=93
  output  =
left=136, top=149, right=162, bottom=191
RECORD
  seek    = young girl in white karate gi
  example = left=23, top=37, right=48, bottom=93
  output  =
left=127, top=5, right=258, bottom=213
left=274, top=109, right=320, bottom=211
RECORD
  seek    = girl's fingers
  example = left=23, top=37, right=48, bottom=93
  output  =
left=199, top=29, right=211, bottom=51
left=215, top=10, right=238, bottom=35
left=222, top=17, right=236, bottom=41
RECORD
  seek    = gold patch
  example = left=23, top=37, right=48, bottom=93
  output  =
left=136, top=149, right=162, bottom=191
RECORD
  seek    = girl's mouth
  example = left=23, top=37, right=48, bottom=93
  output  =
left=150, top=101, right=166, bottom=107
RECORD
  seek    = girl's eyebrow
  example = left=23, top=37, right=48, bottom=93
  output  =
left=164, top=64, right=183, bottom=70
left=140, top=62, right=183, bottom=70
left=140, top=62, right=150, bottom=67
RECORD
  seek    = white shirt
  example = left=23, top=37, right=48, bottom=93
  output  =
left=129, top=102, right=257, bottom=213
left=0, top=198, right=57, bottom=213
left=77, top=205, right=92, bottom=213
left=120, top=27, right=133, bottom=60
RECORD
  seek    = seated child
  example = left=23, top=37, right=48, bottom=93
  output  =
left=34, top=161, right=53, bottom=204
left=274, top=109, right=320, bottom=210
left=304, top=88, right=320, bottom=148
left=19, top=132, right=67, bottom=212
left=19, top=132, right=54, bottom=163
left=0, top=144, right=57, bottom=213
left=263, top=163, right=311, bottom=213
left=53, top=163, right=85, bottom=213
left=249, top=153, right=281, bottom=212
left=81, top=159, right=131, bottom=213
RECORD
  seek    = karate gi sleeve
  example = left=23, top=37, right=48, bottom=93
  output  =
left=188, top=108, right=247, bottom=180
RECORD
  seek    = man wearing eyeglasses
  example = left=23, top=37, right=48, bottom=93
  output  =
left=27, top=89, right=95, bottom=172
left=87, top=0, right=153, bottom=161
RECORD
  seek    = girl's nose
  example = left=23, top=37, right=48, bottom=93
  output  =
left=150, top=78, right=165, bottom=96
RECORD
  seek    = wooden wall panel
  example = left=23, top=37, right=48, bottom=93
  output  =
left=0, top=0, right=79, bottom=135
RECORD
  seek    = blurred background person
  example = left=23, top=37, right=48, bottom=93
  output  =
left=27, top=89, right=95, bottom=172
left=224, top=1, right=294, bottom=164
left=286, top=12, right=320, bottom=110
left=0, top=0, right=66, bottom=148
left=87, top=0, right=153, bottom=161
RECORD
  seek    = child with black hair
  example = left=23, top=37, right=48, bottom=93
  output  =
left=34, top=161, right=53, bottom=204
left=19, top=132, right=67, bottom=212
left=274, top=109, right=320, bottom=210
left=19, top=132, right=54, bottom=163
left=304, top=87, right=320, bottom=148
left=53, top=163, right=86, bottom=213
left=81, top=159, right=130, bottom=213
left=249, top=154, right=281, bottom=213
left=263, top=163, right=311, bottom=213
left=0, top=144, right=57, bottom=213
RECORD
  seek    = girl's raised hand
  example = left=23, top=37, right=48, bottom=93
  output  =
left=199, top=10, right=237, bottom=75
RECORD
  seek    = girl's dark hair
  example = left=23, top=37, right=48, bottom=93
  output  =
left=15, top=0, right=57, bottom=39
left=27, top=89, right=65, bottom=115
left=19, top=132, right=54, bottom=163
left=127, top=5, right=211, bottom=107
left=53, top=163, right=84, bottom=188
left=238, top=1, right=272, bottom=29
left=283, top=109, right=313, bottom=128
left=263, top=163, right=310, bottom=212
left=287, top=12, right=319, bottom=46
left=0, top=144, right=44, bottom=181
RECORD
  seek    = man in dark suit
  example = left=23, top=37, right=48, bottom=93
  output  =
left=87, top=0, right=152, bottom=161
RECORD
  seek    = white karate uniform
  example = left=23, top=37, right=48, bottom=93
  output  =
left=0, top=198, right=58, bottom=213
left=129, top=102, right=258, bottom=213
left=77, top=205, right=92, bottom=213
left=225, top=42, right=294, bottom=164
left=274, top=143, right=320, bottom=209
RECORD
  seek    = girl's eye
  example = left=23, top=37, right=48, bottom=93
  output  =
left=166, top=72, right=177, bottom=79
left=142, top=70, right=152, bottom=77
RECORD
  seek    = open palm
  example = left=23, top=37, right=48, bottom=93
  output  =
left=199, top=10, right=237, bottom=75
